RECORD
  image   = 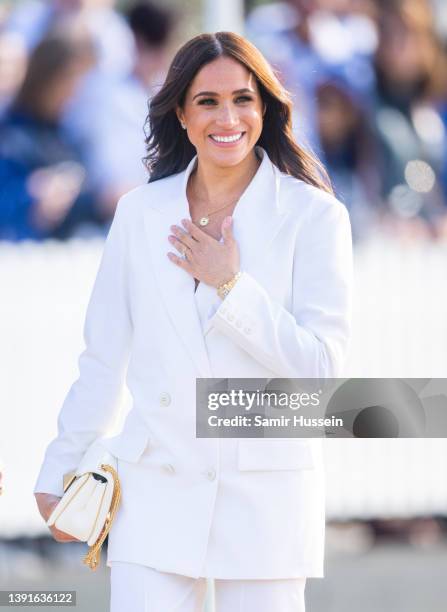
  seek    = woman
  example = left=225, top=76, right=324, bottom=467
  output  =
left=34, top=32, right=352, bottom=611
left=0, top=23, right=100, bottom=241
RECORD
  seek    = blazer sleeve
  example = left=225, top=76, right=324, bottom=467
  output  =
left=210, top=197, right=353, bottom=378
left=34, top=195, right=133, bottom=496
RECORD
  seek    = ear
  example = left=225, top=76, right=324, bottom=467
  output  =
left=175, top=106, right=185, bottom=127
left=262, top=103, right=267, bottom=117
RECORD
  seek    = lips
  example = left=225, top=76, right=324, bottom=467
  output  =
left=209, top=132, right=245, bottom=144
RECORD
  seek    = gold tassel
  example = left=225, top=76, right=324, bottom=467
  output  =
left=83, top=464, right=121, bottom=571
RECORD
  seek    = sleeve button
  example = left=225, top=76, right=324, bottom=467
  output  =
left=159, top=392, right=171, bottom=406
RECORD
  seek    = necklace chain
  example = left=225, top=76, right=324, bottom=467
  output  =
left=189, top=175, right=241, bottom=226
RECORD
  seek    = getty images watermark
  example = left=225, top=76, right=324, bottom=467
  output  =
left=196, top=379, right=447, bottom=438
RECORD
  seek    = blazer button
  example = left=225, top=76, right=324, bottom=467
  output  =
left=160, top=392, right=171, bottom=407
left=205, top=469, right=216, bottom=481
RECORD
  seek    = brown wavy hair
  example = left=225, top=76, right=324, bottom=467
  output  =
left=144, top=31, right=333, bottom=193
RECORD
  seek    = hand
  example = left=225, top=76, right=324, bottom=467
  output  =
left=27, top=162, right=85, bottom=231
left=34, top=492, right=80, bottom=543
left=167, top=216, right=240, bottom=288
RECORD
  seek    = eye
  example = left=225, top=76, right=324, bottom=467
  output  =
left=235, top=95, right=253, bottom=103
left=197, top=98, right=217, bottom=105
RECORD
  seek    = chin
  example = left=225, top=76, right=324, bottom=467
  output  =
left=205, top=145, right=254, bottom=168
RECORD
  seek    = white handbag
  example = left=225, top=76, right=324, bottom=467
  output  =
left=46, top=440, right=121, bottom=570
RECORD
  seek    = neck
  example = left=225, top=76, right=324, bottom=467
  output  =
left=190, top=150, right=261, bottom=205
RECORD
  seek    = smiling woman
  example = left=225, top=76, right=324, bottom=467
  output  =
left=34, top=31, right=352, bottom=612
left=145, top=32, right=332, bottom=191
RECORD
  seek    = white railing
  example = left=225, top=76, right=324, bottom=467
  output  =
left=0, top=234, right=446, bottom=536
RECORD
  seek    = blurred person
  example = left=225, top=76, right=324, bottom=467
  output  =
left=317, top=76, right=381, bottom=240
left=3, top=0, right=138, bottom=228
left=4, top=0, right=137, bottom=221
left=5, top=0, right=134, bottom=76
left=0, top=32, right=28, bottom=117
left=34, top=31, right=352, bottom=612
left=372, top=0, right=447, bottom=239
left=0, top=24, right=101, bottom=241
left=5, top=1, right=136, bottom=214
left=79, top=1, right=176, bottom=219
left=246, top=0, right=326, bottom=151
left=246, top=0, right=377, bottom=156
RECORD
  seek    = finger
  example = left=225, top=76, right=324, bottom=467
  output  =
left=181, top=219, right=212, bottom=243
left=221, top=216, right=234, bottom=244
left=167, top=251, right=194, bottom=273
left=170, top=225, right=198, bottom=250
left=168, top=235, right=191, bottom=258
left=42, top=501, right=60, bottom=522
left=51, top=526, right=79, bottom=542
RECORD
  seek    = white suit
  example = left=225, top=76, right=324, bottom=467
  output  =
left=34, top=147, right=353, bottom=580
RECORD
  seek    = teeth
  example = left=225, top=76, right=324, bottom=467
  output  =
left=211, top=133, right=243, bottom=143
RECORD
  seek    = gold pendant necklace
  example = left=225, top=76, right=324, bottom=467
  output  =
left=198, top=198, right=239, bottom=226
left=189, top=172, right=240, bottom=226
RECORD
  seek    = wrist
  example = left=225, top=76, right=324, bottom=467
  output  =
left=217, top=271, right=242, bottom=300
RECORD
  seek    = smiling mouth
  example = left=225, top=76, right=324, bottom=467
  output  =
left=209, top=132, right=245, bottom=144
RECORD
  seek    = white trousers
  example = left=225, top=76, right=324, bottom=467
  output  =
left=110, top=562, right=306, bottom=612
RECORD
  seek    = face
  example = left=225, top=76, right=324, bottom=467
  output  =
left=176, top=56, right=265, bottom=169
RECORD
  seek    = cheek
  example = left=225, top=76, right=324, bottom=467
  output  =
left=186, top=113, right=211, bottom=142
left=245, top=109, right=263, bottom=135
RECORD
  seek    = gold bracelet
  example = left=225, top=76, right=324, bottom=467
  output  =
left=217, top=271, right=242, bottom=300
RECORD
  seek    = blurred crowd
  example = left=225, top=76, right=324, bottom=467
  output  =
left=0, top=0, right=175, bottom=240
left=247, top=0, right=447, bottom=240
left=1, top=0, right=447, bottom=242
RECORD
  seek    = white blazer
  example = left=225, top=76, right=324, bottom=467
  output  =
left=35, top=146, right=353, bottom=579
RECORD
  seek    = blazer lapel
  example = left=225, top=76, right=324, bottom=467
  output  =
left=230, top=147, right=287, bottom=273
left=144, top=157, right=213, bottom=377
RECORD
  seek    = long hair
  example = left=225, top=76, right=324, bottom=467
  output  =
left=144, top=31, right=333, bottom=193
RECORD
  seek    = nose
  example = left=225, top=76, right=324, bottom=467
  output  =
left=215, top=102, right=239, bottom=128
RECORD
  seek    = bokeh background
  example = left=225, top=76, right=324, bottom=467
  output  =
left=1, top=0, right=447, bottom=610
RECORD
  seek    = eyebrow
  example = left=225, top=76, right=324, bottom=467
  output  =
left=192, top=88, right=256, bottom=100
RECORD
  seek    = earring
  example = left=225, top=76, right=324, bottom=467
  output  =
left=180, top=121, right=186, bottom=130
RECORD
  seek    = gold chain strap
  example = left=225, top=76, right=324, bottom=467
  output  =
left=83, top=464, right=121, bottom=571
